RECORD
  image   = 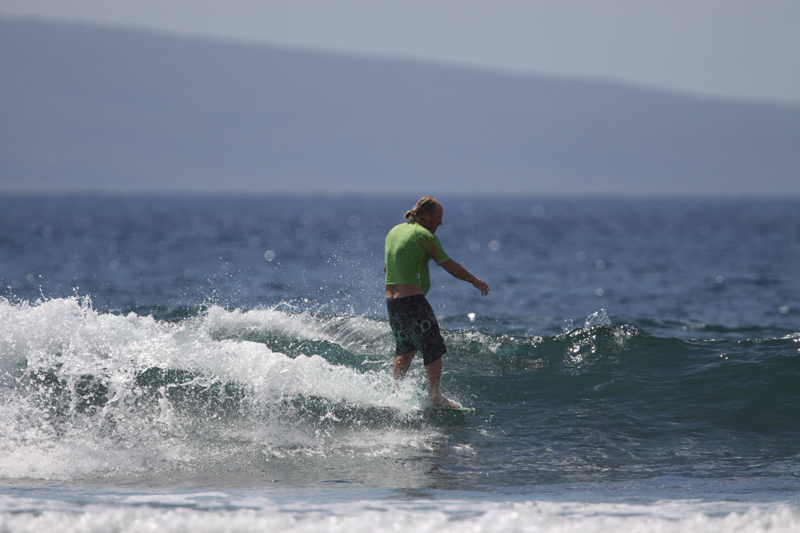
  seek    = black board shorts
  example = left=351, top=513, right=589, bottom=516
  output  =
left=386, top=294, right=447, bottom=366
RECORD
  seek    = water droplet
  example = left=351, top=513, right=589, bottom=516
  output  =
left=585, top=308, right=611, bottom=327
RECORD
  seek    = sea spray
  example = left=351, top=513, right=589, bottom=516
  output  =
left=0, top=297, right=447, bottom=484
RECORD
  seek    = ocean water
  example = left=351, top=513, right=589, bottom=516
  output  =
left=1, top=195, right=799, bottom=532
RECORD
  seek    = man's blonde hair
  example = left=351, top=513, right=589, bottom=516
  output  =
left=405, top=196, right=439, bottom=221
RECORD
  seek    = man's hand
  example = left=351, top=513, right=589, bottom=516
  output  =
left=472, top=278, right=490, bottom=296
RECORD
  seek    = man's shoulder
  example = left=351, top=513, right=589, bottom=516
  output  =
left=387, top=221, right=437, bottom=243
left=388, top=221, right=421, bottom=235
left=387, top=221, right=408, bottom=236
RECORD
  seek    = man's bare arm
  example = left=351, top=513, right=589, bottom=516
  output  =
left=440, top=259, right=490, bottom=296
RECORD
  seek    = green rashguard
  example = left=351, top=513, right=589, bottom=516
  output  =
left=385, top=221, right=450, bottom=293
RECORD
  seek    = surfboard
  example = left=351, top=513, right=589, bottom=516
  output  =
left=436, top=406, right=472, bottom=412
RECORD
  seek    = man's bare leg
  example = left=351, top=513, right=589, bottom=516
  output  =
left=425, top=358, right=460, bottom=408
left=393, top=349, right=416, bottom=380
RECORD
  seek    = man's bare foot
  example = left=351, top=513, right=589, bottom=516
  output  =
left=428, top=394, right=461, bottom=408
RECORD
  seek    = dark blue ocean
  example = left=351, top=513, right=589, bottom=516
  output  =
left=1, top=195, right=799, bottom=532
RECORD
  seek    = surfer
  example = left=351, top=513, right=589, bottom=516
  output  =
left=385, top=196, right=490, bottom=408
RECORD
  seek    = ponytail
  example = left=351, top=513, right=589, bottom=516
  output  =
left=405, top=196, right=439, bottom=221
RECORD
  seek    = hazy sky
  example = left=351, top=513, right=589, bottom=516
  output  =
left=1, top=0, right=798, bottom=104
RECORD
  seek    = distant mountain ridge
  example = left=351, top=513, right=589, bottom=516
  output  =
left=1, top=17, right=798, bottom=196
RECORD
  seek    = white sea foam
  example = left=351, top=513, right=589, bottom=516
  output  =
left=203, top=304, right=391, bottom=358
left=0, top=495, right=797, bottom=533
left=0, top=297, right=435, bottom=482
